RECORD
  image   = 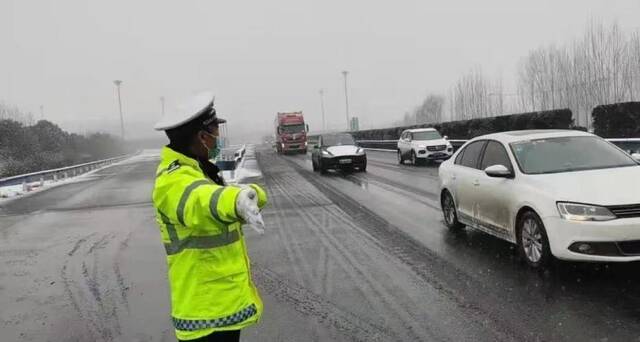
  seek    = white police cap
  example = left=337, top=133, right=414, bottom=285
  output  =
left=154, top=91, right=226, bottom=131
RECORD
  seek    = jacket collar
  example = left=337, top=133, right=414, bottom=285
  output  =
left=160, top=146, right=201, bottom=171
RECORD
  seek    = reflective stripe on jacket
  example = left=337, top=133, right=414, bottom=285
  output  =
left=152, top=146, right=267, bottom=341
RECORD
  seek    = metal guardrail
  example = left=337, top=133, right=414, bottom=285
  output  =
left=356, top=139, right=467, bottom=152
left=215, top=145, right=246, bottom=171
left=357, top=138, right=640, bottom=154
left=0, top=154, right=134, bottom=190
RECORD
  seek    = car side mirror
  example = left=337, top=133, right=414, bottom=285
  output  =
left=443, top=135, right=449, bottom=140
left=632, top=153, right=640, bottom=162
left=484, top=164, right=513, bottom=178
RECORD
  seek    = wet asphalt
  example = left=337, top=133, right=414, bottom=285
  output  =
left=0, top=148, right=639, bottom=341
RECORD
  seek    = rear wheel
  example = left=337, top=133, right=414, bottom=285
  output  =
left=517, top=211, right=552, bottom=269
left=441, top=191, right=464, bottom=231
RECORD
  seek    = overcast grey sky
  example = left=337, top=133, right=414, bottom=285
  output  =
left=1, top=0, right=639, bottom=141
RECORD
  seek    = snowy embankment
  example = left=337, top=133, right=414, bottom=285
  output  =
left=221, top=144, right=262, bottom=184
left=0, top=150, right=160, bottom=202
left=0, top=146, right=260, bottom=202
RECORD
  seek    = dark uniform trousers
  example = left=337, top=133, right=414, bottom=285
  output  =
left=179, top=330, right=240, bottom=342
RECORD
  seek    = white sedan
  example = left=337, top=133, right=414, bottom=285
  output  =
left=438, top=129, right=640, bottom=268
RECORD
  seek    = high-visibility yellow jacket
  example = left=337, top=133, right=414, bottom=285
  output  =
left=152, top=146, right=267, bottom=341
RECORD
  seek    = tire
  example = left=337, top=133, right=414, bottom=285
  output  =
left=397, top=150, right=404, bottom=165
left=517, top=211, right=552, bottom=269
left=319, top=160, right=328, bottom=174
left=441, top=191, right=465, bottom=231
left=411, top=150, right=418, bottom=165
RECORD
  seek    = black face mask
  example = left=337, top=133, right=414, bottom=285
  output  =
left=198, top=157, right=225, bottom=186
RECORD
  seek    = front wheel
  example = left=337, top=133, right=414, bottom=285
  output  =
left=441, top=191, right=464, bottom=231
left=411, top=150, right=418, bottom=165
left=319, top=160, right=328, bottom=174
left=517, top=211, right=552, bottom=269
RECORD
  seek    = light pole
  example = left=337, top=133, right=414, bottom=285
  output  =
left=319, top=89, right=326, bottom=132
left=342, top=70, right=350, bottom=130
left=113, top=80, right=125, bottom=140
left=160, top=96, right=165, bottom=116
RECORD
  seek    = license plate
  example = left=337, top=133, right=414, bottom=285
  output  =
left=339, top=159, right=352, bottom=164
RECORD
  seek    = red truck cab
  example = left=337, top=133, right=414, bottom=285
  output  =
left=275, top=112, right=308, bottom=154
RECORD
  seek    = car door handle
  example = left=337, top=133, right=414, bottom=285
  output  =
left=473, top=180, right=480, bottom=186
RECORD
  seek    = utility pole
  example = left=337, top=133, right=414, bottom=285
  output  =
left=319, top=89, right=326, bottom=131
left=160, top=96, right=165, bottom=116
left=342, top=71, right=350, bottom=131
left=113, top=80, right=125, bottom=140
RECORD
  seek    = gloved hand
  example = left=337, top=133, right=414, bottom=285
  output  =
left=235, top=186, right=266, bottom=234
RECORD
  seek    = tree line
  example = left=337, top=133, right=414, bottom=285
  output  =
left=0, top=104, right=129, bottom=178
left=398, top=20, right=640, bottom=129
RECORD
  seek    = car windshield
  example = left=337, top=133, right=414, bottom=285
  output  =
left=510, top=136, right=638, bottom=174
left=281, top=124, right=305, bottom=134
left=323, top=134, right=355, bottom=146
left=411, top=131, right=442, bottom=140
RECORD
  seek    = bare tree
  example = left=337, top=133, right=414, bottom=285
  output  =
left=451, top=67, right=492, bottom=120
left=414, top=94, right=445, bottom=124
left=517, top=20, right=640, bottom=129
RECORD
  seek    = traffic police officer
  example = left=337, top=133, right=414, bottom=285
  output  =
left=152, top=91, right=267, bottom=342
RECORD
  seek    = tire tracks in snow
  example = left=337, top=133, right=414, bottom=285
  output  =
left=61, top=232, right=126, bottom=341
left=260, top=152, right=435, bottom=341
left=284, top=154, right=521, bottom=342
left=272, top=171, right=436, bottom=341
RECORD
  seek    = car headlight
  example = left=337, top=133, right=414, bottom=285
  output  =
left=418, top=145, right=426, bottom=149
left=356, top=148, right=365, bottom=155
left=322, top=150, right=332, bottom=156
left=557, top=202, right=616, bottom=221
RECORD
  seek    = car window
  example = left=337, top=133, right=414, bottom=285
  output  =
left=458, top=140, right=486, bottom=169
left=480, top=141, right=513, bottom=171
left=322, top=134, right=355, bottom=146
left=510, top=136, right=638, bottom=174
left=454, top=149, right=465, bottom=165
left=412, top=131, right=442, bottom=140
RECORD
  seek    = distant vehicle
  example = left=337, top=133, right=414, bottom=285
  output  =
left=275, top=111, right=309, bottom=154
left=439, top=129, right=640, bottom=268
left=311, top=133, right=367, bottom=174
left=397, top=128, right=453, bottom=165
